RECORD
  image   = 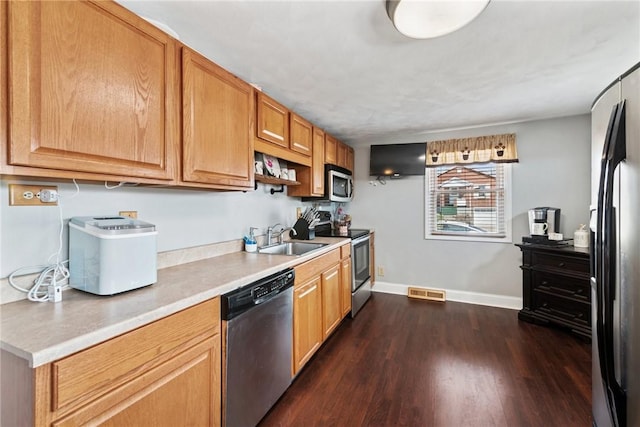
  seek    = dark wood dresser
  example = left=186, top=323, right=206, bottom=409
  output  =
left=516, top=243, right=591, bottom=340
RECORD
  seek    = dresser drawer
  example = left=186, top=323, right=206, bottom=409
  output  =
left=532, top=290, right=590, bottom=328
left=532, top=271, right=590, bottom=303
left=531, top=252, right=590, bottom=275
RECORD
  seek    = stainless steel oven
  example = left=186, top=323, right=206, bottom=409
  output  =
left=314, top=217, right=372, bottom=317
left=350, top=233, right=371, bottom=317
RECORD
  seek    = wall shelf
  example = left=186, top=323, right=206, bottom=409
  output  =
left=254, top=174, right=301, bottom=193
left=255, top=175, right=300, bottom=186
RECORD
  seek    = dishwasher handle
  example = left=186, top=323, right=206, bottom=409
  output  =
left=221, top=268, right=295, bottom=320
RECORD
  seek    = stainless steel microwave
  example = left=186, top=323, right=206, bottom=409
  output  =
left=326, top=165, right=353, bottom=202
left=302, top=164, right=353, bottom=202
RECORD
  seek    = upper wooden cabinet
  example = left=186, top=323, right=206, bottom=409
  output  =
left=256, top=91, right=289, bottom=148
left=336, top=143, right=348, bottom=169
left=289, top=113, right=313, bottom=156
left=182, top=47, right=254, bottom=189
left=288, top=126, right=325, bottom=198
left=324, top=134, right=338, bottom=165
left=254, top=91, right=312, bottom=167
left=5, top=1, right=179, bottom=182
left=311, top=127, right=326, bottom=195
left=324, top=133, right=353, bottom=173
left=346, top=146, right=355, bottom=173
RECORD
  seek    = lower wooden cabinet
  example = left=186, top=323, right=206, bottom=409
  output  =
left=321, top=264, right=341, bottom=339
left=54, top=339, right=219, bottom=427
left=2, top=299, right=222, bottom=427
left=340, top=245, right=352, bottom=317
left=293, top=277, right=323, bottom=375
left=292, top=246, right=350, bottom=376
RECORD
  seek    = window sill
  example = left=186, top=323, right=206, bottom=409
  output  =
left=425, top=233, right=513, bottom=244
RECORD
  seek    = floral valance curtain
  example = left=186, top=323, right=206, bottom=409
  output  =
left=426, top=133, right=518, bottom=167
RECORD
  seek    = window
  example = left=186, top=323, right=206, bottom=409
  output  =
left=425, top=162, right=512, bottom=242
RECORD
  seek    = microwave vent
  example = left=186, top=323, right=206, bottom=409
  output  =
left=408, top=287, right=446, bottom=302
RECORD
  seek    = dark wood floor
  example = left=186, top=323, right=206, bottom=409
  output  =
left=260, top=293, right=592, bottom=427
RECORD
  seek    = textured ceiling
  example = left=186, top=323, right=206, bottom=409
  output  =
left=117, top=0, right=640, bottom=146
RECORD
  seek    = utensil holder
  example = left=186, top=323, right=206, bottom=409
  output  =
left=291, top=218, right=314, bottom=240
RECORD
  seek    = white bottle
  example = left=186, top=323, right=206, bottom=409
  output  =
left=574, top=224, right=589, bottom=248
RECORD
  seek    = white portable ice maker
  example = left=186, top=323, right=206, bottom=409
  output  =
left=69, top=216, right=158, bottom=295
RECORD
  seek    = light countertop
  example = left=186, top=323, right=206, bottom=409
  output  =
left=0, top=237, right=349, bottom=368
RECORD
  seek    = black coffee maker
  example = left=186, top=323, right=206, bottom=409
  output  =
left=527, top=207, right=561, bottom=236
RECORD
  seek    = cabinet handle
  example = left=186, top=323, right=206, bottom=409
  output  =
left=541, top=280, right=549, bottom=286
left=298, top=284, right=318, bottom=298
left=558, top=262, right=566, bottom=267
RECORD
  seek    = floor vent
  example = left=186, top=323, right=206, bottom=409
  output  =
left=408, top=287, right=446, bottom=302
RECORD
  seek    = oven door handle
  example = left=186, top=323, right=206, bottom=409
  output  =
left=351, top=234, right=370, bottom=247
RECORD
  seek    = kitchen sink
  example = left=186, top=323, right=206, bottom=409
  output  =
left=257, top=242, right=328, bottom=256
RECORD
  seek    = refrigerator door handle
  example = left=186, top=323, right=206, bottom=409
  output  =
left=596, top=100, right=626, bottom=427
left=594, top=104, right=615, bottom=425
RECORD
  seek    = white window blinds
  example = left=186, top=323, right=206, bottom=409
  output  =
left=426, top=163, right=509, bottom=239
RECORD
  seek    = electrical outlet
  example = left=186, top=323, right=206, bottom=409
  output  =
left=119, top=211, right=138, bottom=219
left=377, top=266, right=385, bottom=277
left=9, top=184, right=59, bottom=206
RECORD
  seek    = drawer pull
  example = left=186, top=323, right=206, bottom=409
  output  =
left=541, top=280, right=549, bottom=286
left=558, top=262, right=566, bottom=267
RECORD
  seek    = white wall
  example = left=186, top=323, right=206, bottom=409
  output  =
left=0, top=180, right=308, bottom=277
left=1, top=114, right=591, bottom=305
left=348, top=114, right=591, bottom=301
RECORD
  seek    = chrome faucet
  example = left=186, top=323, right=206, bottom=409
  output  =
left=266, top=223, right=297, bottom=245
left=266, top=223, right=282, bottom=246
left=276, top=227, right=297, bottom=244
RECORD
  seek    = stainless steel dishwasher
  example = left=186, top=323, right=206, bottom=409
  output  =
left=221, top=268, right=294, bottom=427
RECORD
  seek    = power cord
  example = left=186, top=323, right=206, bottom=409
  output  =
left=7, top=179, right=79, bottom=302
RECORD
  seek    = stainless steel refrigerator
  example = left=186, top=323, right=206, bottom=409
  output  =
left=590, top=62, right=639, bottom=427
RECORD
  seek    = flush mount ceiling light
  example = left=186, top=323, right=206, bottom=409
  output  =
left=386, top=0, right=490, bottom=39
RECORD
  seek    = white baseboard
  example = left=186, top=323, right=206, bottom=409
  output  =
left=372, top=281, right=522, bottom=310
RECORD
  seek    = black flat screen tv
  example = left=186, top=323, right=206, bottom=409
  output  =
left=369, top=143, right=427, bottom=177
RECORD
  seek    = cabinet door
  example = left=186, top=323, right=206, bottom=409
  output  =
left=7, top=1, right=179, bottom=181
left=293, top=278, right=323, bottom=375
left=324, top=134, right=337, bottom=165
left=182, top=47, right=254, bottom=189
left=287, top=126, right=324, bottom=197
left=341, top=257, right=352, bottom=317
left=311, top=127, right=326, bottom=196
left=322, top=265, right=342, bottom=339
left=256, top=92, right=289, bottom=148
left=290, top=113, right=312, bottom=156
left=54, top=338, right=220, bottom=427
left=346, top=146, right=354, bottom=173
left=337, top=142, right=348, bottom=169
